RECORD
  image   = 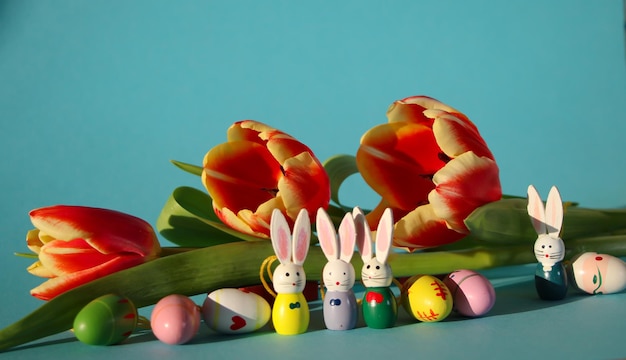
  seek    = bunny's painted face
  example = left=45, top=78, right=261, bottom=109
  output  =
left=323, top=260, right=355, bottom=292
left=273, top=263, right=306, bottom=294
left=362, top=258, right=392, bottom=287
left=534, top=234, right=565, bottom=267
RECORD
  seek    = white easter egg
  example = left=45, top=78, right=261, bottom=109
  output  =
left=202, top=288, right=271, bottom=334
left=572, top=252, right=626, bottom=295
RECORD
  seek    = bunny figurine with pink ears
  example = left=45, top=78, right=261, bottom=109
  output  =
left=316, top=208, right=358, bottom=331
left=353, top=207, right=397, bottom=329
left=269, top=208, right=311, bottom=335
left=527, top=185, right=568, bottom=300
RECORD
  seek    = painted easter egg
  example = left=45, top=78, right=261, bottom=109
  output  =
left=73, top=294, right=137, bottom=346
left=443, top=269, right=496, bottom=317
left=151, top=294, right=201, bottom=345
left=402, top=275, right=453, bottom=322
left=571, top=252, right=626, bottom=295
left=202, top=288, right=271, bottom=334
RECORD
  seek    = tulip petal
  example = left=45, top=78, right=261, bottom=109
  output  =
left=37, top=239, right=126, bottom=277
left=357, top=122, right=443, bottom=210
left=278, top=152, right=331, bottom=220
left=30, top=255, right=146, bottom=301
left=428, top=152, right=502, bottom=233
left=26, top=229, right=44, bottom=254
left=202, top=140, right=282, bottom=213
left=213, top=205, right=273, bottom=238
left=29, top=206, right=159, bottom=257
left=27, top=261, right=55, bottom=278
left=429, top=110, right=495, bottom=160
left=386, top=101, right=432, bottom=126
left=228, top=120, right=283, bottom=143
left=393, top=204, right=466, bottom=251
left=267, top=135, right=316, bottom=165
left=230, top=121, right=315, bottom=164
left=387, top=96, right=467, bottom=125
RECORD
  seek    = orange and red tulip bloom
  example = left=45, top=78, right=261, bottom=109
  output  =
left=357, top=96, right=502, bottom=251
left=202, top=120, right=330, bottom=237
left=26, top=205, right=161, bottom=300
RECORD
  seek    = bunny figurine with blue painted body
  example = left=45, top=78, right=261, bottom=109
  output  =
left=269, top=208, right=311, bottom=335
left=527, top=185, right=568, bottom=300
left=353, top=207, right=397, bottom=329
left=316, top=208, right=358, bottom=331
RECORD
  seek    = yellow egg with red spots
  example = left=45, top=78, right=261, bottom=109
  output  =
left=401, top=275, right=453, bottom=322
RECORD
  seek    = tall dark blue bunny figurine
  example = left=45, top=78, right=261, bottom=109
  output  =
left=527, top=185, right=567, bottom=300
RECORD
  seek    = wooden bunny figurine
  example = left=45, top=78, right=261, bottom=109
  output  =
left=269, top=208, right=311, bottom=335
left=316, top=208, right=358, bottom=330
left=353, top=207, right=397, bottom=329
left=527, top=185, right=568, bottom=300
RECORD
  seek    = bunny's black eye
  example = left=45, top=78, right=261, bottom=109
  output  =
left=296, top=272, right=300, bottom=276
left=541, top=245, right=546, bottom=249
left=376, top=265, right=380, bottom=270
left=366, top=265, right=371, bottom=269
left=285, top=272, right=290, bottom=277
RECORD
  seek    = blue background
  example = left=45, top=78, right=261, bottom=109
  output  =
left=1, top=1, right=625, bottom=358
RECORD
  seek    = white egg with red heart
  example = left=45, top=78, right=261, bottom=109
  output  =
left=202, top=288, right=271, bottom=334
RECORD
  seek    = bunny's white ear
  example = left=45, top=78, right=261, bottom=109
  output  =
left=270, top=209, right=292, bottom=264
left=291, top=208, right=311, bottom=266
left=545, top=186, right=563, bottom=237
left=352, top=207, right=372, bottom=262
left=375, top=208, right=393, bottom=264
left=316, top=207, right=338, bottom=261
left=338, top=212, right=356, bottom=263
left=527, top=185, right=547, bottom=235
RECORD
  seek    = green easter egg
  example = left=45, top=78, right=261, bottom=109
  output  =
left=73, top=294, right=138, bottom=345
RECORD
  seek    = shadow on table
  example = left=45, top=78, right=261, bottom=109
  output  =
left=486, top=278, right=585, bottom=317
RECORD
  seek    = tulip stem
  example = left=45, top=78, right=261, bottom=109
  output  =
left=12, top=252, right=38, bottom=259
left=158, top=247, right=203, bottom=257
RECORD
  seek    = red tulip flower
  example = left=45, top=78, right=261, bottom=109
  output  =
left=356, top=96, right=502, bottom=251
left=26, top=205, right=161, bottom=300
left=202, top=120, right=330, bottom=237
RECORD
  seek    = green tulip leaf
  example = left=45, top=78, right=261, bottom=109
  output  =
left=157, top=186, right=264, bottom=246
left=171, top=159, right=203, bottom=176
left=323, top=154, right=360, bottom=209
left=465, top=198, right=626, bottom=245
left=464, top=198, right=535, bottom=244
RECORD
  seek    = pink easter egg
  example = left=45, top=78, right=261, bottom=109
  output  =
left=443, top=270, right=496, bottom=317
left=151, top=294, right=201, bottom=345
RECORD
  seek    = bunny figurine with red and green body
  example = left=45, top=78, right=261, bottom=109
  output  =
left=353, top=207, right=397, bottom=329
